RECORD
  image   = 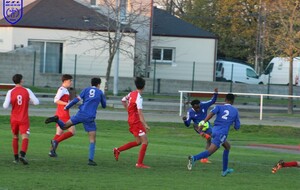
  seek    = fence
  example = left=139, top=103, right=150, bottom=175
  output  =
left=179, top=90, right=300, bottom=120
left=3, top=49, right=300, bottom=96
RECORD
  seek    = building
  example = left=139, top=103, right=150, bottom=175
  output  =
left=0, top=0, right=217, bottom=89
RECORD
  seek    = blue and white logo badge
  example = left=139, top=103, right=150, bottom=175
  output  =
left=3, top=0, right=23, bottom=24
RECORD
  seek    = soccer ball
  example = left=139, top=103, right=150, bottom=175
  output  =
left=198, top=120, right=209, bottom=131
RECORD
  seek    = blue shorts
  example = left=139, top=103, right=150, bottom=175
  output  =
left=211, top=132, right=227, bottom=148
left=70, top=112, right=96, bottom=132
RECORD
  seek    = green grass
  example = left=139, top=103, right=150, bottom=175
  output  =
left=0, top=116, right=299, bottom=190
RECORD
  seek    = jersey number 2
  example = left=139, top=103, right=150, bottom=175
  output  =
left=222, top=110, right=229, bottom=120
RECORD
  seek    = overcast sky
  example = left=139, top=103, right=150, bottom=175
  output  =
left=0, top=0, right=164, bottom=21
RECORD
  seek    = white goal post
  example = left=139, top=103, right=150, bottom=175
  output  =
left=179, top=90, right=300, bottom=120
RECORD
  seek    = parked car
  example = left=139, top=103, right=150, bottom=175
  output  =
left=259, top=57, right=300, bottom=86
left=216, top=60, right=261, bottom=84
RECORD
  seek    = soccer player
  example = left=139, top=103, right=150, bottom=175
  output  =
left=45, top=77, right=106, bottom=166
left=113, top=77, right=151, bottom=169
left=187, top=93, right=240, bottom=177
left=272, top=160, right=300, bottom=173
left=3, top=74, right=39, bottom=165
left=182, top=88, right=218, bottom=163
left=48, top=74, right=75, bottom=157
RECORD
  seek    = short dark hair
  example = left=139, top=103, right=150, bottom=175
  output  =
left=190, top=99, right=200, bottom=106
left=91, top=77, right=101, bottom=86
left=12, top=74, right=22, bottom=84
left=135, top=77, right=145, bottom=90
left=61, top=74, right=73, bottom=82
left=226, top=93, right=235, bottom=102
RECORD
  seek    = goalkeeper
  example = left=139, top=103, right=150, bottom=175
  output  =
left=182, top=88, right=218, bottom=163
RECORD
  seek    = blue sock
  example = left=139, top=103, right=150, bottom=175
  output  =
left=89, top=142, right=95, bottom=161
left=57, top=119, right=65, bottom=129
left=194, top=150, right=210, bottom=161
left=223, top=149, right=229, bottom=171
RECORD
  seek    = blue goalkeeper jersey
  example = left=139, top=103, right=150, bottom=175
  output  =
left=184, top=93, right=217, bottom=127
left=210, top=104, right=240, bottom=135
left=77, top=86, right=106, bottom=118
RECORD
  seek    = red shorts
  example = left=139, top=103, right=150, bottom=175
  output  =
left=128, top=121, right=146, bottom=137
left=11, top=120, right=30, bottom=135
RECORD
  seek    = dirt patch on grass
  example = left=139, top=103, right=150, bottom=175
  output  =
left=246, top=144, right=300, bottom=154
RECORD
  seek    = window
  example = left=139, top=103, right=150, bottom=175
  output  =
left=215, top=62, right=223, bottom=78
left=152, top=48, right=175, bottom=63
left=28, top=41, right=63, bottom=74
left=246, top=68, right=258, bottom=78
left=263, top=63, right=274, bottom=75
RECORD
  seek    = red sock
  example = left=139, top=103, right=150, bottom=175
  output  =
left=118, top=141, right=139, bottom=152
left=283, top=161, right=298, bottom=167
left=12, top=137, right=18, bottom=155
left=199, top=132, right=211, bottom=140
left=56, top=131, right=73, bottom=143
left=21, top=138, right=29, bottom=153
left=137, top=144, right=148, bottom=164
left=53, top=134, right=61, bottom=141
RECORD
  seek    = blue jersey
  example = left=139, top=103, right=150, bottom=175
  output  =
left=77, top=86, right=106, bottom=118
left=184, top=93, right=217, bottom=127
left=211, top=104, right=240, bottom=135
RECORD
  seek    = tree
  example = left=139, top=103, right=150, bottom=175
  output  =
left=71, top=0, right=152, bottom=94
left=264, top=0, right=300, bottom=114
left=168, top=0, right=261, bottom=66
left=154, top=0, right=192, bottom=16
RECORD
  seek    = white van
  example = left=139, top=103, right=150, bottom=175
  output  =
left=259, top=57, right=300, bottom=85
left=216, top=60, right=261, bottom=84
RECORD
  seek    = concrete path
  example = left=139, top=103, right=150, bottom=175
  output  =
left=0, top=106, right=299, bottom=128
left=0, top=93, right=299, bottom=128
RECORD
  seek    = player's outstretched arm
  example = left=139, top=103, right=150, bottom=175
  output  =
left=65, top=97, right=80, bottom=110
left=100, top=93, right=107, bottom=108
left=234, top=112, right=241, bottom=130
left=3, top=90, right=12, bottom=109
left=182, top=112, right=192, bottom=127
left=27, top=89, right=39, bottom=105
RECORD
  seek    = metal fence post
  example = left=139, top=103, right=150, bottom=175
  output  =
left=74, top=54, right=77, bottom=89
left=192, top=61, right=195, bottom=91
left=32, top=51, right=36, bottom=86
left=230, top=64, right=234, bottom=92
left=152, top=60, right=156, bottom=95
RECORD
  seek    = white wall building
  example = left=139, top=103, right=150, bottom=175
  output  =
left=0, top=0, right=135, bottom=78
left=0, top=0, right=217, bottom=83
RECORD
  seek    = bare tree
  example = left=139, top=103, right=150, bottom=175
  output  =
left=71, top=0, right=152, bottom=94
left=154, top=0, right=192, bottom=16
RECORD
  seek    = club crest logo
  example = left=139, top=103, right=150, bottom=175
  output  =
left=3, top=0, right=23, bottom=24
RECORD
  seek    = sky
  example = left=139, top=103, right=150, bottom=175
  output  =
left=0, top=0, right=164, bottom=21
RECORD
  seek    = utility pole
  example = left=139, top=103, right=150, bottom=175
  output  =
left=113, top=0, right=121, bottom=96
left=255, top=0, right=262, bottom=73
left=255, top=0, right=266, bottom=75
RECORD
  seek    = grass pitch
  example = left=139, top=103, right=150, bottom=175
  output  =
left=0, top=115, right=299, bottom=190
